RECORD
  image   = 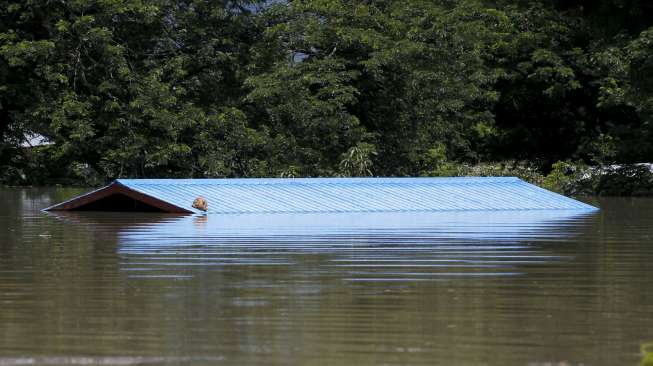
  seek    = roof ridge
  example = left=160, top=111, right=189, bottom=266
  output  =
left=115, top=177, right=522, bottom=186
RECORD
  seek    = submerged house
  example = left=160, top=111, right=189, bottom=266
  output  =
left=44, top=177, right=597, bottom=214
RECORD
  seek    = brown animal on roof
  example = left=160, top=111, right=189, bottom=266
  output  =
left=192, top=197, right=208, bottom=212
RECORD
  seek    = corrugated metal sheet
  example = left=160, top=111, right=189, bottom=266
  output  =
left=112, top=177, right=597, bottom=214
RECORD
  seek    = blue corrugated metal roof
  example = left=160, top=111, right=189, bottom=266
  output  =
left=112, top=177, right=597, bottom=214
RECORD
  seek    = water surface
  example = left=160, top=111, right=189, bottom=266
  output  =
left=1, top=188, right=652, bottom=365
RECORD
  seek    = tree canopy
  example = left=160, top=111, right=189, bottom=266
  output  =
left=1, top=0, right=652, bottom=184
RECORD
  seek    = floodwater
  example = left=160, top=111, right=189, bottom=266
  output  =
left=1, top=188, right=652, bottom=366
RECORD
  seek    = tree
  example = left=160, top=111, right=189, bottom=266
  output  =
left=0, top=0, right=270, bottom=183
left=247, top=0, right=506, bottom=176
left=1, top=0, right=652, bottom=184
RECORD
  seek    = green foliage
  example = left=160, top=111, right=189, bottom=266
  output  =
left=245, top=0, right=512, bottom=176
left=593, top=27, right=653, bottom=162
left=543, top=161, right=653, bottom=196
left=642, top=342, right=653, bottom=366
left=542, top=161, right=590, bottom=195
left=0, top=0, right=652, bottom=190
left=338, top=142, right=376, bottom=177
left=430, top=160, right=546, bottom=187
left=1, top=0, right=270, bottom=184
left=595, top=165, right=653, bottom=196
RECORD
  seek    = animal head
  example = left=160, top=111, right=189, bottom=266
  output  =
left=192, top=197, right=208, bottom=212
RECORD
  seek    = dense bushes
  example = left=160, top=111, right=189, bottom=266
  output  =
left=541, top=162, right=653, bottom=196
left=432, top=161, right=653, bottom=197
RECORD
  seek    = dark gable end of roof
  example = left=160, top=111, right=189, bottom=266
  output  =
left=44, top=181, right=193, bottom=213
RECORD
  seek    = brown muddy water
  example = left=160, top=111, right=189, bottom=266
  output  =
left=1, top=188, right=652, bottom=366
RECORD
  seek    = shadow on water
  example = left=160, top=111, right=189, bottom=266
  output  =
left=48, top=209, right=597, bottom=281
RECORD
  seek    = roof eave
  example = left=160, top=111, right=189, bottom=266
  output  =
left=43, top=181, right=193, bottom=213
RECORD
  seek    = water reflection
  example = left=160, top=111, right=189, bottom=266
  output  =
left=49, top=210, right=596, bottom=281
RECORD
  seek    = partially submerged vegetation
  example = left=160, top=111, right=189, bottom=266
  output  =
left=543, top=162, right=653, bottom=196
left=1, top=1, right=652, bottom=194
left=643, top=342, right=653, bottom=366
left=428, top=161, right=653, bottom=196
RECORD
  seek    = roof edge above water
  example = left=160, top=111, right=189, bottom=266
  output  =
left=44, top=177, right=598, bottom=214
left=43, top=181, right=193, bottom=213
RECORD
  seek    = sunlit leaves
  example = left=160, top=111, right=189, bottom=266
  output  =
left=1, top=0, right=653, bottom=184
